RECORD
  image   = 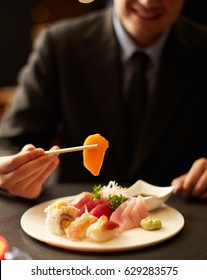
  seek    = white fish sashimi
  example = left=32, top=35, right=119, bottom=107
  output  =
left=119, top=200, right=136, bottom=231
left=109, top=201, right=127, bottom=227
left=135, top=195, right=149, bottom=219
left=110, top=195, right=149, bottom=232
left=130, top=199, right=141, bottom=228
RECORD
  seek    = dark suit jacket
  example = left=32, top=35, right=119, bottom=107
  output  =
left=0, top=7, right=207, bottom=186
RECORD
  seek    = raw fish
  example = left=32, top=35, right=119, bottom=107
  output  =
left=110, top=195, right=149, bottom=231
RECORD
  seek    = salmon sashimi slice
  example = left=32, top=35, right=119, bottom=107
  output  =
left=83, top=133, right=109, bottom=176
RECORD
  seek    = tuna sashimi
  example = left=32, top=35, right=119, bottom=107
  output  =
left=105, top=220, right=119, bottom=230
left=77, top=198, right=107, bottom=217
left=110, top=195, right=149, bottom=231
left=90, top=203, right=114, bottom=219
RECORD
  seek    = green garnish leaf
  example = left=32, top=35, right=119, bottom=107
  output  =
left=107, top=194, right=128, bottom=209
left=92, top=184, right=102, bottom=200
left=92, top=183, right=128, bottom=208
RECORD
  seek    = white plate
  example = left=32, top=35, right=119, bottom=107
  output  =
left=20, top=197, right=185, bottom=252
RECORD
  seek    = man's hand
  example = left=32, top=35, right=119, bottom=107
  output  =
left=172, top=158, right=207, bottom=199
left=0, top=144, right=59, bottom=199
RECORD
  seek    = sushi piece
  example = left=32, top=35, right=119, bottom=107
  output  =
left=86, top=215, right=119, bottom=242
left=83, top=133, right=109, bottom=176
left=44, top=200, right=80, bottom=235
left=65, top=212, right=98, bottom=241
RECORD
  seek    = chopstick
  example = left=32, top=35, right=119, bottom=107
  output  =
left=44, top=144, right=98, bottom=155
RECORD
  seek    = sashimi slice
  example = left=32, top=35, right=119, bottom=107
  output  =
left=110, top=200, right=135, bottom=232
left=83, top=133, right=109, bottom=176
left=89, top=203, right=114, bottom=219
left=130, top=196, right=149, bottom=228
left=110, top=196, right=149, bottom=231
left=130, top=199, right=141, bottom=228
left=105, top=220, right=119, bottom=231
left=136, top=195, right=149, bottom=219
left=68, top=192, right=93, bottom=209
left=119, top=200, right=136, bottom=231
left=109, top=201, right=127, bottom=226
left=77, top=198, right=107, bottom=217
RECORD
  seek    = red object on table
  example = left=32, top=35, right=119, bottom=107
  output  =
left=0, top=235, right=9, bottom=260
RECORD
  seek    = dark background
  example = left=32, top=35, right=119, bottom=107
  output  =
left=0, top=0, right=206, bottom=87
left=0, top=0, right=107, bottom=87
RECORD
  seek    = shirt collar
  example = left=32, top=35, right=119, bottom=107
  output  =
left=113, top=9, right=170, bottom=67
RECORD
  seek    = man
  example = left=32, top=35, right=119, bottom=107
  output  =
left=0, top=0, right=207, bottom=199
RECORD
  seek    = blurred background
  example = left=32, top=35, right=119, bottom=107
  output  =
left=0, top=0, right=206, bottom=115
left=0, top=0, right=108, bottom=87
left=0, top=0, right=107, bottom=116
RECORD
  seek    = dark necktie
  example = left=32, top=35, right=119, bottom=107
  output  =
left=126, top=52, right=149, bottom=158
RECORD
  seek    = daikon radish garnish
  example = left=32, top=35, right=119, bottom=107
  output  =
left=83, top=133, right=109, bottom=176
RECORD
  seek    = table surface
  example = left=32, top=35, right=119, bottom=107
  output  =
left=0, top=183, right=206, bottom=260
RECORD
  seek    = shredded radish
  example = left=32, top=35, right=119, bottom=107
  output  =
left=99, top=181, right=128, bottom=198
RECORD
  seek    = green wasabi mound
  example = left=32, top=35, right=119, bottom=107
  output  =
left=140, top=216, right=162, bottom=231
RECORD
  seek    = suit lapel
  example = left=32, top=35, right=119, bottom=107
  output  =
left=78, top=9, right=128, bottom=165
left=129, top=26, right=200, bottom=177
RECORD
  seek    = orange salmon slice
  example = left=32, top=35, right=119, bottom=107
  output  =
left=83, top=133, right=109, bottom=176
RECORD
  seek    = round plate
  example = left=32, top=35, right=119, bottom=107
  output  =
left=20, top=197, right=184, bottom=252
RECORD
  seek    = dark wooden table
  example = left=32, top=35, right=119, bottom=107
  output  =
left=0, top=183, right=206, bottom=260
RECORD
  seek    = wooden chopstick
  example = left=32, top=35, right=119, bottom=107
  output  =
left=44, top=144, right=98, bottom=155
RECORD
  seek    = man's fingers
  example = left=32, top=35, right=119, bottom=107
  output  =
left=1, top=154, right=59, bottom=187
left=191, top=170, right=207, bottom=197
left=21, top=144, right=36, bottom=152
left=172, top=174, right=186, bottom=194
left=1, top=148, right=45, bottom=173
left=183, top=158, right=206, bottom=188
left=182, top=158, right=207, bottom=196
left=25, top=158, right=60, bottom=199
left=172, top=158, right=207, bottom=198
left=8, top=157, right=60, bottom=199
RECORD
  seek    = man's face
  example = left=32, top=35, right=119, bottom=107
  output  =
left=114, top=0, right=185, bottom=47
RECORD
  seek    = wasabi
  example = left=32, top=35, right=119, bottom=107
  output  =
left=140, top=216, right=162, bottom=231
